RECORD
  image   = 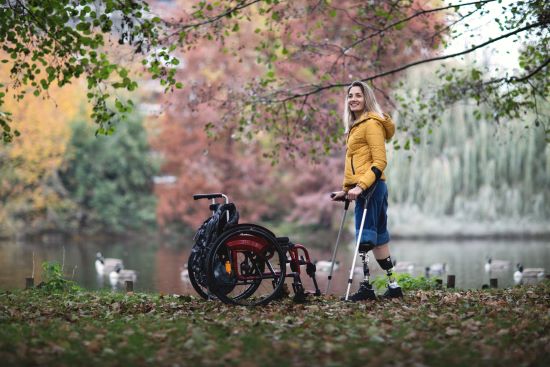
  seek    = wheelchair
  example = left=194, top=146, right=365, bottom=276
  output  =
left=188, top=193, right=321, bottom=306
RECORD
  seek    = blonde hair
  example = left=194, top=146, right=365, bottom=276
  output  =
left=343, top=81, right=383, bottom=133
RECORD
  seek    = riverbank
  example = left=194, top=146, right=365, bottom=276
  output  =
left=389, top=206, right=550, bottom=240
left=1, top=282, right=548, bottom=366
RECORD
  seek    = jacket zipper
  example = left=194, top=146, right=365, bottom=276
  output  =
left=351, top=156, right=355, bottom=175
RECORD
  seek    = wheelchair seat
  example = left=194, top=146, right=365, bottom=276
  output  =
left=276, top=236, right=289, bottom=244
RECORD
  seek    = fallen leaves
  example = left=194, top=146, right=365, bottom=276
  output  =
left=445, top=327, right=460, bottom=337
left=0, top=282, right=548, bottom=366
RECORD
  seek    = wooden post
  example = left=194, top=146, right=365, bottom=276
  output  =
left=25, top=277, right=34, bottom=289
left=447, top=275, right=456, bottom=289
left=490, top=278, right=498, bottom=289
left=125, top=280, right=133, bottom=292
left=435, top=279, right=443, bottom=288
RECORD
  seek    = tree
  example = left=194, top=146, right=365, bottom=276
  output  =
left=151, top=0, right=443, bottom=230
left=0, top=63, right=83, bottom=236
left=59, top=118, right=159, bottom=234
left=386, top=63, right=550, bottom=235
left=3, top=0, right=546, bottom=153
left=213, top=0, right=549, bottom=154
left=0, top=0, right=181, bottom=143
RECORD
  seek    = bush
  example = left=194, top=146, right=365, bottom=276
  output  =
left=38, top=261, right=80, bottom=293
left=372, top=273, right=440, bottom=292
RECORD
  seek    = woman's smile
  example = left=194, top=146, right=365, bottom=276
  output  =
left=348, top=86, right=366, bottom=113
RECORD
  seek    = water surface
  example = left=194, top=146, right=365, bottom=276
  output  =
left=0, top=237, right=548, bottom=295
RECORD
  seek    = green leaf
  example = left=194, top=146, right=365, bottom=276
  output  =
left=76, top=22, right=91, bottom=32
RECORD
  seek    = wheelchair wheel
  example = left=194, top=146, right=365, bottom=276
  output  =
left=206, top=225, right=286, bottom=306
left=187, top=251, right=216, bottom=300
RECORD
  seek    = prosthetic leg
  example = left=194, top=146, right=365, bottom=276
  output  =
left=352, top=245, right=378, bottom=301
left=343, top=186, right=378, bottom=302
left=377, top=256, right=403, bottom=298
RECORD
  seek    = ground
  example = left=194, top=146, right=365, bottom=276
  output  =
left=0, top=282, right=549, bottom=366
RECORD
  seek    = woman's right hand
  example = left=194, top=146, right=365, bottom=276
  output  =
left=330, top=191, right=347, bottom=201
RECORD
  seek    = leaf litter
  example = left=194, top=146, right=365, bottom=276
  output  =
left=0, top=282, right=548, bottom=366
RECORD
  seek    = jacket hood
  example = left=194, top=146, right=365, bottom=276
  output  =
left=354, top=112, right=396, bottom=140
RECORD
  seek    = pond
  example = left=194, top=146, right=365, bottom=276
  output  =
left=0, top=237, right=548, bottom=296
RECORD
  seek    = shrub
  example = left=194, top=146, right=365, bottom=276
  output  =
left=39, top=261, right=80, bottom=293
left=372, top=273, right=440, bottom=292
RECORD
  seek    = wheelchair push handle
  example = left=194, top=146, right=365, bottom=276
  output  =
left=193, top=193, right=230, bottom=215
left=193, top=193, right=224, bottom=201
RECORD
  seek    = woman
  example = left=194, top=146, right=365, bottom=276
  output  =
left=331, top=81, right=402, bottom=301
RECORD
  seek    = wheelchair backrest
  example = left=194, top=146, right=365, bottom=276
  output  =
left=193, top=203, right=239, bottom=250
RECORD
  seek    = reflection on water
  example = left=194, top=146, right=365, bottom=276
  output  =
left=0, top=238, right=548, bottom=295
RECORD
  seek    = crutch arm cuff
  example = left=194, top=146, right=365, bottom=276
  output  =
left=371, top=166, right=382, bottom=180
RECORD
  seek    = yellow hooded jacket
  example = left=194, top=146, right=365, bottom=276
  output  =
left=343, top=112, right=395, bottom=192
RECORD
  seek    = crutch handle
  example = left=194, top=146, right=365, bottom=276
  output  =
left=330, top=192, right=349, bottom=202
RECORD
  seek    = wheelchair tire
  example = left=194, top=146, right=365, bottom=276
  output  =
left=188, top=251, right=215, bottom=300
left=187, top=223, right=276, bottom=301
left=206, top=225, right=287, bottom=306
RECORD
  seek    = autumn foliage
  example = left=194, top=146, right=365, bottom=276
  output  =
left=1, top=0, right=448, bottom=236
left=152, top=0, right=446, bottom=230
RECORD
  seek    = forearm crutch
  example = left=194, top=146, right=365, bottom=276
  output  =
left=326, top=196, right=350, bottom=295
left=344, top=183, right=378, bottom=301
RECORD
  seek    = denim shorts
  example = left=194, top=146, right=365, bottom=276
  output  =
left=354, top=180, right=390, bottom=246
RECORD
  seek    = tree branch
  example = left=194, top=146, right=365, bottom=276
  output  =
left=163, top=0, right=264, bottom=41
left=510, top=57, right=550, bottom=83
left=430, top=7, right=481, bottom=44
left=269, top=20, right=544, bottom=103
left=469, top=57, right=550, bottom=90
left=341, top=0, right=498, bottom=53
left=13, top=0, right=73, bottom=56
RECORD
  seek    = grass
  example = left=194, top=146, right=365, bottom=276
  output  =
left=0, top=282, right=549, bottom=366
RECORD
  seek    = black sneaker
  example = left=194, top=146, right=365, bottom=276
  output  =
left=341, top=281, right=377, bottom=302
left=382, top=282, right=403, bottom=299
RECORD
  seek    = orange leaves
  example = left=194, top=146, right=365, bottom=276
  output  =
left=0, top=63, right=87, bottom=234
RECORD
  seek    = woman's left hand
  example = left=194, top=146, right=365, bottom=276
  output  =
left=347, top=186, right=363, bottom=201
